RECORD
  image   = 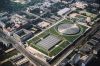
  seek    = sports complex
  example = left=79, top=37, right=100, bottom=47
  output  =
left=27, top=18, right=89, bottom=57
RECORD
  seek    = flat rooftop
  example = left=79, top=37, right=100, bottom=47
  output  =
left=37, top=35, right=61, bottom=50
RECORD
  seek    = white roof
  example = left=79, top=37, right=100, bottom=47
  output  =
left=57, top=8, right=70, bottom=15
left=11, top=0, right=31, bottom=4
left=37, top=35, right=61, bottom=50
left=58, top=24, right=80, bottom=35
left=38, top=21, right=50, bottom=28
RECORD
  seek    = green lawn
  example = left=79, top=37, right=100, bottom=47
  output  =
left=59, top=41, right=70, bottom=48
left=49, top=27, right=59, bottom=36
left=63, top=35, right=80, bottom=42
left=27, top=37, right=41, bottom=44
left=38, top=32, right=50, bottom=38
left=61, top=19, right=73, bottom=23
left=49, top=46, right=63, bottom=57
left=80, top=24, right=89, bottom=33
left=31, top=43, right=48, bottom=55
left=48, top=40, right=70, bottom=56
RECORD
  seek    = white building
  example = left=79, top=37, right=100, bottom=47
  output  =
left=37, top=21, right=50, bottom=29
left=74, top=2, right=88, bottom=9
left=11, top=14, right=27, bottom=26
left=57, top=8, right=71, bottom=16
left=43, top=2, right=52, bottom=7
left=11, top=0, right=31, bottom=4
left=0, top=21, right=6, bottom=28
left=50, top=0, right=61, bottom=3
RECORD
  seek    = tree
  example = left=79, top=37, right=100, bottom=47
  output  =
left=0, top=0, right=11, bottom=11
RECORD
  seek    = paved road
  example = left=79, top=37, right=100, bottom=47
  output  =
left=0, top=30, right=50, bottom=66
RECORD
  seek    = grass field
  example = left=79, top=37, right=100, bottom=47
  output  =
left=27, top=19, right=89, bottom=57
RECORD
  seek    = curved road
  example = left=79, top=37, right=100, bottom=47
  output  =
left=0, top=29, right=50, bottom=66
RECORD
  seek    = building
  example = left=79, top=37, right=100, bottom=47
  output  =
left=50, top=0, right=61, bottom=3
left=13, top=29, right=33, bottom=42
left=10, top=0, right=31, bottom=4
left=57, top=8, right=71, bottom=16
left=58, top=24, right=80, bottom=35
left=79, top=44, right=93, bottom=54
left=37, top=21, right=51, bottom=29
left=42, top=2, right=52, bottom=8
left=0, top=21, right=6, bottom=28
left=10, top=54, right=33, bottom=66
left=70, top=53, right=80, bottom=64
left=69, top=13, right=79, bottom=18
left=74, top=2, right=88, bottom=9
left=87, top=39, right=99, bottom=46
left=37, top=35, right=61, bottom=50
left=61, top=0, right=74, bottom=3
left=11, top=14, right=28, bottom=27
left=58, top=58, right=70, bottom=66
left=0, top=12, right=10, bottom=28
left=92, top=33, right=100, bottom=40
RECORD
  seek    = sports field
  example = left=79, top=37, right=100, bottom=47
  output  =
left=27, top=19, right=89, bottom=57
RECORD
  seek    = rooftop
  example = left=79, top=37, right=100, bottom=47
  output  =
left=37, top=35, right=61, bottom=50
left=57, top=8, right=71, bottom=15
left=58, top=23, right=80, bottom=35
